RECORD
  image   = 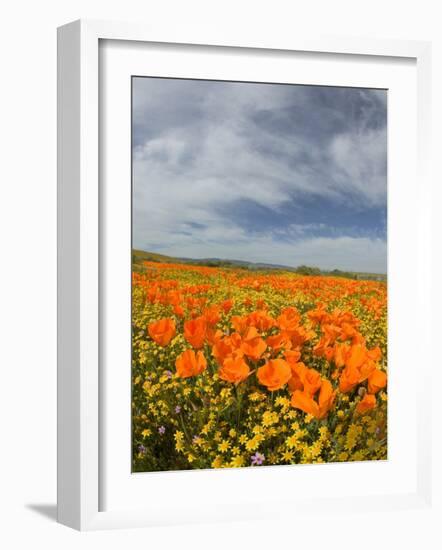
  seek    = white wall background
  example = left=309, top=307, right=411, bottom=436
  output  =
left=0, top=1, right=440, bottom=548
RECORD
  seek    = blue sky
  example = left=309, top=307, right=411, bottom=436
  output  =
left=132, top=77, right=387, bottom=273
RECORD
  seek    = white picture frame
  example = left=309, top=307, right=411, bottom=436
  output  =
left=57, top=19, right=433, bottom=531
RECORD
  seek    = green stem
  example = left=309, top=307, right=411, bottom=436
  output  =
left=179, top=412, right=191, bottom=443
left=236, top=384, right=242, bottom=428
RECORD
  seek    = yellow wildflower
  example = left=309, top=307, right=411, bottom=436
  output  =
left=275, top=396, right=290, bottom=409
left=345, top=424, right=363, bottom=451
left=211, top=456, right=223, bottom=468
left=249, top=392, right=265, bottom=402
left=281, top=449, right=294, bottom=461
left=218, top=440, right=230, bottom=453
left=230, top=455, right=245, bottom=467
left=245, top=436, right=261, bottom=451
left=262, top=411, right=279, bottom=427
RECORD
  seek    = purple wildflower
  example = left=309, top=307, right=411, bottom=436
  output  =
left=158, top=426, right=166, bottom=435
left=175, top=405, right=181, bottom=414
left=165, top=370, right=173, bottom=379
left=137, top=444, right=146, bottom=454
left=251, top=452, right=265, bottom=466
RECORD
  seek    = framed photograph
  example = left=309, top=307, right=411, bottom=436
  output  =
left=57, top=19, right=433, bottom=530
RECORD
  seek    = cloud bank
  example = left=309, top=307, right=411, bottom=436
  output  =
left=132, top=78, right=387, bottom=273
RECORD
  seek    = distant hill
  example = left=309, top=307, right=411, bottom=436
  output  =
left=132, top=249, right=386, bottom=281
left=132, top=249, right=298, bottom=272
left=132, top=249, right=178, bottom=263
left=179, top=257, right=298, bottom=271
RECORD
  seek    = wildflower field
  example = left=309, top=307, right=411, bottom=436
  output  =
left=132, top=258, right=387, bottom=472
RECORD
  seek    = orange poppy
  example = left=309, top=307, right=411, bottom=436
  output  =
left=313, top=336, right=332, bottom=358
left=307, top=306, right=329, bottom=325
left=277, top=306, right=301, bottom=333
left=241, top=327, right=267, bottom=360
left=356, top=393, right=377, bottom=414
left=212, top=333, right=243, bottom=365
left=202, top=305, right=221, bottom=326
left=175, top=349, right=207, bottom=378
left=287, top=361, right=322, bottom=396
left=148, top=317, right=176, bottom=347
left=339, top=364, right=360, bottom=393
left=351, top=332, right=366, bottom=345
left=339, top=322, right=364, bottom=344
left=266, top=331, right=292, bottom=352
left=221, top=299, right=234, bottom=314
left=324, top=347, right=335, bottom=362
left=247, top=310, right=276, bottom=332
left=334, top=342, right=350, bottom=368
left=317, top=379, right=336, bottom=418
left=367, top=346, right=382, bottom=362
left=284, top=349, right=302, bottom=364
left=219, top=355, right=250, bottom=384
left=338, top=343, right=379, bottom=391
left=367, top=369, right=387, bottom=394
left=184, top=316, right=207, bottom=349
left=257, top=359, right=292, bottom=391
left=322, top=323, right=342, bottom=345
left=290, top=389, right=319, bottom=417
left=345, top=344, right=367, bottom=370
left=358, top=359, right=376, bottom=382
left=206, top=327, right=223, bottom=346
left=287, top=361, right=306, bottom=392
left=301, top=366, right=322, bottom=396
left=230, top=315, right=248, bottom=335
left=290, top=378, right=336, bottom=419
left=288, top=326, right=315, bottom=348
left=173, top=303, right=185, bottom=317
left=166, top=289, right=182, bottom=306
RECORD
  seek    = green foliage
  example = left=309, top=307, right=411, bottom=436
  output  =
left=295, top=265, right=321, bottom=276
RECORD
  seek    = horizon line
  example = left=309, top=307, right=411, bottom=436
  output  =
left=132, top=247, right=387, bottom=276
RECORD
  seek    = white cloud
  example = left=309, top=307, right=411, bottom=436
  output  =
left=132, top=78, right=387, bottom=272
left=329, top=127, right=387, bottom=206
left=139, top=229, right=387, bottom=274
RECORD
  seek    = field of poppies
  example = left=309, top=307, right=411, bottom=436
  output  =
left=132, top=258, right=387, bottom=472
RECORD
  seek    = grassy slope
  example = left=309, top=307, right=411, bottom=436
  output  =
left=132, top=249, right=178, bottom=263
left=132, top=248, right=386, bottom=281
